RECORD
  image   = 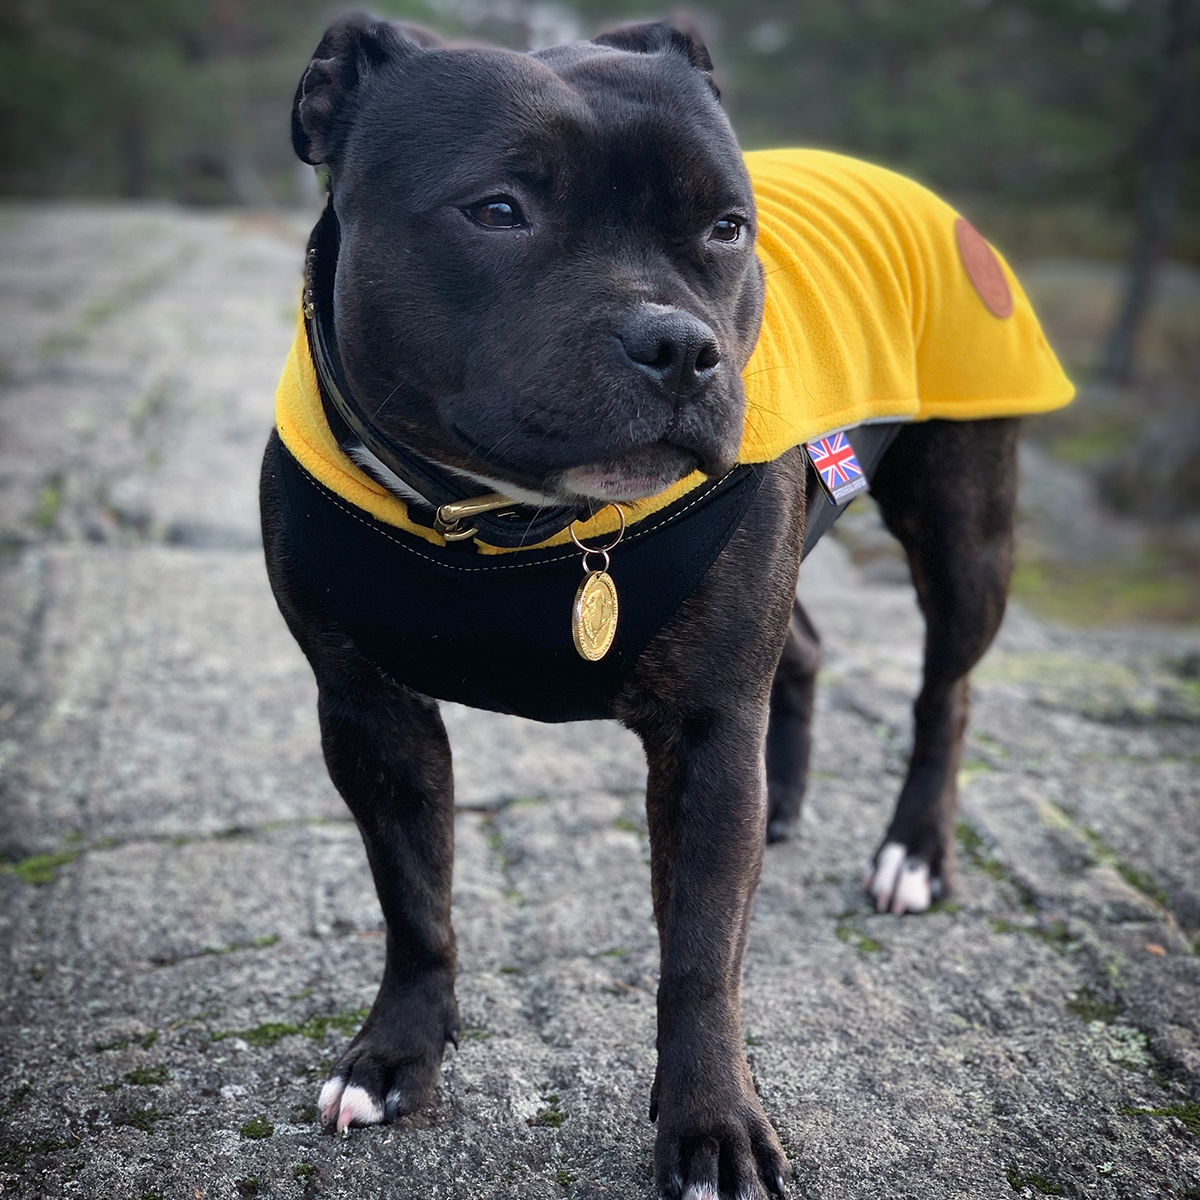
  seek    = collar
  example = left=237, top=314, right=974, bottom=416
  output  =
left=303, top=204, right=601, bottom=549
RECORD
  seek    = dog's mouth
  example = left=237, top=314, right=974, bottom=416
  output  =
left=558, top=443, right=701, bottom=502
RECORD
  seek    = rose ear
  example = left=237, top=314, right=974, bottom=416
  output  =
left=292, top=13, right=439, bottom=165
left=591, top=20, right=717, bottom=97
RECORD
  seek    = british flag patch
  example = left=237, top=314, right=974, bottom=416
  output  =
left=805, top=431, right=869, bottom=506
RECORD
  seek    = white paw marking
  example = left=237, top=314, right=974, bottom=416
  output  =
left=682, top=1185, right=720, bottom=1200
left=317, top=1077, right=343, bottom=1125
left=336, top=1083, right=384, bottom=1132
left=893, top=858, right=933, bottom=914
left=868, top=841, right=933, bottom=915
left=868, top=843, right=905, bottom=908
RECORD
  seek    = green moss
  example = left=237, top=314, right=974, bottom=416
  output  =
left=239, top=1115, right=274, bottom=1140
left=294, top=1162, right=317, bottom=1182
left=1010, top=552, right=1200, bottom=626
left=123, top=1065, right=170, bottom=1086
left=483, top=822, right=508, bottom=868
left=235, top=1177, right=261, bottom=1196
left=1114, top=862, right=1170, bottom=907
left=835, top=915, right=884, bottom=954
left=212, top=1007, right=368, bottom=1048
left=1078, top=827, right=1171, bottom=908
left=94, top=1030, right=157, bottom=1052
left=989, top=918, right=1076, bottom=955
left=498, top=965, right=524, bottom=976
left=529, top=1095, right=566, bottom=1129
left=1065, top=987, right=1121, bottom=1024
left=555, top=1168, right=577, bottom=1187
left=0, top=1137, right=71, bottom=1170
left=1042, top=419, right=1133, bottom=468
left=140, top=1191, right=164, bottom=1200
left=31, top=475, right=64, bottom=531
left=612, top=816, right=645, bottom=836
left=195, top=933, right=281, bottom=958
left=116, top=1107, right=163, bottom=1132
left=957, top=757, right=996, bottom=784
left=3, top=850, right=80, bottom=885
left=956, top=822, right=1008, bottom=882
left=1120, top=1101, right=1200, bottom=1138
left=290, top=1103, right=318, bottom=1124
left=1005, top=1165, right=1065, bottom=1194
left=219, top=1021, right=299, bottom=1046
left=460, top=1027, right=493, bottom=1042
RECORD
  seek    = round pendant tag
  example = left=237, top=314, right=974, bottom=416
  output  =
left=572, top=570, right=619, bottom=661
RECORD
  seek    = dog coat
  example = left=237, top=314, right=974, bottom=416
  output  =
left=271, top=150, right=1073, bottom=720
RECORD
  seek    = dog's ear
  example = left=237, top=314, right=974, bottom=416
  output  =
left=292, top=13, right=440, bottom=165
left=591, top=20, right=717, bottom=97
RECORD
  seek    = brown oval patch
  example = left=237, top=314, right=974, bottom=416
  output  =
left=955, top=217, right=1013, bottom=319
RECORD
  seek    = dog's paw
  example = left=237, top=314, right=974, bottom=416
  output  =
left=319, top=1078, right=384, bottom=1133
left=655, top=1099, right=788, bottom=1200
left=317, top=1039, right=444, bottom=1134
left=315, top=989, right=458, bottom=1134
left=865, top=841, right=941, bottom=915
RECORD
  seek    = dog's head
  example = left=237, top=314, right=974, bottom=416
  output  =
left=293, top=15, right=763, bottom=504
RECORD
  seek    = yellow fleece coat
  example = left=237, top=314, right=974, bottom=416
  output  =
left=276, top=149, right=1074, bottom=551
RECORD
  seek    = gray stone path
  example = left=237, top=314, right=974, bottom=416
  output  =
left=0, top=205, right=1198, bottom=1200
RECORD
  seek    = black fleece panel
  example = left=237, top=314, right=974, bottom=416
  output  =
left=271, top=436, right=767, bottom=722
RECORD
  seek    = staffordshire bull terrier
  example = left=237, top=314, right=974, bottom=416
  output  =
left=260, top=16, right=1073, bottom=1198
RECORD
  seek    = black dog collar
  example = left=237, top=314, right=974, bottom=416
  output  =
left=303, top=204, right=599, bottom=549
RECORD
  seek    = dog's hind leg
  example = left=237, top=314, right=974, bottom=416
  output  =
left=864, top=418, right=1018, bottom=914
left=765, top=598, right=820, bottom=843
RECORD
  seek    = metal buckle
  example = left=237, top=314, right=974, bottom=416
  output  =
left=434, top=492, right=517, bottom=542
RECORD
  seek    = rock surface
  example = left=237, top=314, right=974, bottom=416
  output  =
left=0, top=205, right=1198, bottom=1200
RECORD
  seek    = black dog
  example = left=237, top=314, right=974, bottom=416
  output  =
left=261, top=16, right=1059, bottom=1199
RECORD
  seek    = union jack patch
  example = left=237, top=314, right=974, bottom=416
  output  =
left=805, top=431, right=869, bottom=506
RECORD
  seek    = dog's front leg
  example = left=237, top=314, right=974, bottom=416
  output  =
left=313, top=670, right=460, bottom=1132
left=618, top=460, right=803, bottom=1200
left=261, top=436, right=459, bottom=1132
left=642, top=704, right=787, bottom=1200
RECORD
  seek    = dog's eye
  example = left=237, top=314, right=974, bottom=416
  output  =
left=709, top=218, right=742, bottom=243
left=466, top=197, right=526, bottom=229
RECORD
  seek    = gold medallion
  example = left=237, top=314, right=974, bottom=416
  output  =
left=572, top=570, right=619, bottom=661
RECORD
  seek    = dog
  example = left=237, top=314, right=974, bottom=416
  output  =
left=260, top=15, right=1073, bottom=1198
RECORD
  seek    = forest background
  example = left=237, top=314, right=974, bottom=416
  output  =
left=3, top=0, right=1195, bottom=254
left=2, top=0, right=1199, bottom=620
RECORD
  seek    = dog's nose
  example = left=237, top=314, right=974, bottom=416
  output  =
left=616, top=309, right=721, bottom=392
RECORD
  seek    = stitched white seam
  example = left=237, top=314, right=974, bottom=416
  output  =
left=294, top=463, right=747, bottom=573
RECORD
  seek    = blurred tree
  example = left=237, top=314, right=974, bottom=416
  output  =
left=0, top=0, right=444, bottom=203
left=582, top=0, right=1199, bottom=257
left=1101, top=0, right=1196, bottom=381
left=1, top=0, right=1196, bottom=262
